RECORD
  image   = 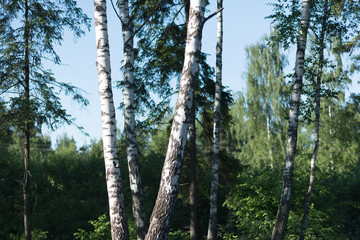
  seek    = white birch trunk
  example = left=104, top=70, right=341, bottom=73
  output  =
left=94, top=1, right=129, bottom=239
left=271, top=1, right=311, bottom=239
left=300, top=1, right=327, bottom=239
left=118, top=1, right=147, bottom=239
left=145, top=1, right=205, bottom=239
left=207, top=0, right=223, bottom=239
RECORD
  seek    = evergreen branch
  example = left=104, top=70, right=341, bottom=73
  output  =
left=130, top=0, right=165, bottom=41
left=171, top=4, right=185, bottom=25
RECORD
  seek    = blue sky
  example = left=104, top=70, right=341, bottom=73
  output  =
left=45, top=1, right=359, bottom=147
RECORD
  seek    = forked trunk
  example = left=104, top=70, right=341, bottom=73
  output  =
left=118, top=1, right=147, bottom=239
left=145, top=1, right=206, bottom=239
left=207, top=0, right=223, bottom=239
left=300, top=1, right=328, bottom=239
left=94, top=1, right=129, bottom=239
left=271, top=1, right=311, bottom=239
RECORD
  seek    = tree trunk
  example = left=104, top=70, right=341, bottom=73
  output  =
left=145, top=1, right=205, bottom=239
left=94, top=1, right=129, bottom=239
left=328, top=103, right=334, bottom=170
left=189, top=97, right=197, bottom=240
left=267, top=104, right=274, bottom=168
left=118, top=1, right=147, bottom=239
left=185, top=1, right=198, bottom=239
left=299, top=1, right=327, bottom=239
left=24, top=1, right=31, bottom=238
left=271, top=1, right=311, bottom=239
left=207, top=0, right=223, bottom=239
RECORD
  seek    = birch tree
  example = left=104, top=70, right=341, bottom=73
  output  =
left=144, top=0, right=209, bottom=238
left=271, top=0, right=311, bottom=239
left=117, top=1, right=147, bottom=239
left=94, top=0, right=129, bottom=239
left=207, top=0, right=223, bottom=239
left=299, top=2, right=327, bottom=238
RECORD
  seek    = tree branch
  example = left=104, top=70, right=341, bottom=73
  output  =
left=110, top=0, right=126, bottom=26
left=203, top=7, right=224, bottom=24
left=195, top=117, right=214, bottom=144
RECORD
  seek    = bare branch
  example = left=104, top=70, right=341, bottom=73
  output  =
left=204, top=7, right=224, bottom=24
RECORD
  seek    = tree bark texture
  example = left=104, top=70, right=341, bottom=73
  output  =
left=145, top=1, right=205, bottom=239
left=24, top=1, right=31, bottom=238
left=207, top=0, right=222, bottom=239
left=271, top=1, right=311, bottom=240
left=94, top=1, right=129, bottom=239
left=299, top=1, right=327, bottom=239
left=118, top=1, right=147, bottom=239
left=189, top=98, right=197, bottom=240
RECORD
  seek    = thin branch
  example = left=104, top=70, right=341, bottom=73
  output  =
left=195, top=117, right=214, bottom=145
left=203, top=7, right=224, bottom=25
left=0, top=192, right=23, bottom=205
left=171, top=4, right=185, bottom=25
left=110, top=0, right=126, bottom=26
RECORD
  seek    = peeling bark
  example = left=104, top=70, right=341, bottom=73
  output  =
left=271, top=1, right=311, bottom=239
left=94, top=1, right=129, bottom=239
left=118, top=1, right=147, bottom=239
left=207, top=0, right=222, bottom=239
left=300, top=1, right=328, bottom=239
left=145, top=1, right=206, bottom=239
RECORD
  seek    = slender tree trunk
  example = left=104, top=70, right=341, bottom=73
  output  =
left=94, top=1, right=129, bottom=239
left=189, top=97, right=197, bottom=240
left=328, top=103, right=334, bottom=170
left=300, top=1, right=327, bottom=239
left=118, top=1, right=147, bottom=239
left=267, top=112, right=274, bottom=167
left=185, top=1, right=198, bottom=239
left=271, top=1, right=311, bottom=239
left=267, top=100, right=274, bottom=168
left=145, top=1, right=205, bottom=239
left=207, top=1, right=223, bottom=239
left=23, top=1, right=31, bottom=238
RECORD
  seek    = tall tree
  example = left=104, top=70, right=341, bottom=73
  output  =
left=207, top=0, right=223, bottom=239
left=299, top=1, right=328, bottom=239
left=118, top=1, right=147, bottom=239
left=244, top=33, right=288, bottom=169
left=0, top=1, right=89, bottom=239
left=271, top=0, right=312, bottom=239
left=144, top=0, right=208, bottom=238
left=93, top=0, right=129, bottom=239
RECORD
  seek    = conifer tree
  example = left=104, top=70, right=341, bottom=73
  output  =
left=0, top=1, right=89, bottom=239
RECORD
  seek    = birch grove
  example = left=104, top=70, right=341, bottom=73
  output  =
left=94, top=0, right=129, bottom=238
left=271, top=0, right=312, bottom=239
left=3, top=1, right=360, bottom=239
left=118, top=1, right=147, bottom=239
left=145, top=0, right=206, bottom=239
left=207, top=0, right=223, bottom=239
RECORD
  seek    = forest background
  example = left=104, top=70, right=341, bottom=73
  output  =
left=1, top=0, right=360, bottom=239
